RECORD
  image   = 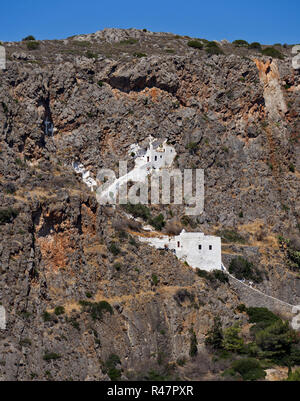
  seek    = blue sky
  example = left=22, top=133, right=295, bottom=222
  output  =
left=1, top=0, right=299, bottom=44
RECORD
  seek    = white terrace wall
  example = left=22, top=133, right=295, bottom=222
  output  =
left=134, top=138, right=176, bottom=171
left=139, top=230, right=222, bottom=272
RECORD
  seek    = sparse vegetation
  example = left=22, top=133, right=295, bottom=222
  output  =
left=189, top=328, right=198, bottom=357
left=216, top=229, right=245, bottom=244
left=262, top=47, right=284, bottom=59
left=205, top=316, right=224, bottom=350
left=0, top=207, right=19, bottom=225
left=122, top=203, right=150, bottom=221
left=43, top=352, right=61, bottom=362
left=229, top=256, right=263, bottom=283
left=187, top=40, right=203, bottom=50
left=278, top=236, right=300, bottom=271
left=108, top=242, right=120, bottom=256
left=151, top=274, right=159, bottom=286
left=103, top=354, right=122, bottom=381
left=119, top=38, right=138, bottom=45
left=42, top=311, right=52, bottom=322
left=149, top=214, right=165, bottom=231
left=79, top=300, right=113, bottom=321
left=54, top=306, right=65, bottom=316
left=26, top=41, right=40, bottom=50
left=228, top=358, right=266, bottom=381
left=205, top=41, right=224, bottom=55
left=133, top=52, right=147, bottom=58
left=249, top=42, right=262, bottom=50
left=289, top=163, right=295, bottom=173
left=85, top=50, right=97, bottom=59
left=22, top=35, right=36, bottom=41
left=232, top=39, right=249, bottom=47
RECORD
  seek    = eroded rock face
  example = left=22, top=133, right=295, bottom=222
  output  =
left=0, top=29, right=299, bottom=380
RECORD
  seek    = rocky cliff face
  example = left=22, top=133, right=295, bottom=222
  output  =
left=0, top=29, right=299, bottom=380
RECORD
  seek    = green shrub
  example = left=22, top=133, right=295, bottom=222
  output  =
left=114, top=263, right=121, bottom=271
left=216, top=229, right=245, bottom=244
left=287, top=369, right=300, bottom=381
left=289, top=164, right=295, bottom=173
left=79, top=300, right=113, bottom=321
left=103, top=354, right=122, bottom=381
left=54, top=306, right=65, bottom=316
left=119, top=38, right=138, bottom=45
left=186, top=142, right=198, bottom=153
left=233, top=39, right=249, bottom=47
left=149, top=214, right=165, bottom=231
left=196, top=269, right=210, bottom=279
left=187, top=40, right=203, bottom=50
left=22, top=35, right=36, bottom=41
left=85, top=50, right=97, bottom=59
left=26, top=41, right=39, bottom=50
left=255, top=320, right=295, bottom=363
left=229, top=256, right=263, bottom=283
left=1, top=101, right=8, bottom=114
left=122, top=203, right=151, bottom=221
left=249, top=42, right=262, bottom=50
left=230, top=358, right=266, bottom=381
left=205, top=41, right=224, bottom=55
left=205, top=316, right=224, bottom=350
left=42, top=311, right=52, bottom=322
left=43, top=352, right=61, bottom=361
left=108, top=243, right=120, bottom=256
left=0, top=207, right=19, bottom=225
left=222, top=325, right=244, bottom=353
left=133, top=52, right=147, bottom=58
left=189, top=328, right=198, bottom=357
left=212, top=270, right=229, bottom=284
left=236, top=304, right=247, bottom=313
left=246, top=307, right=280, bottom=325
left=262, top=47, right=284, bottom=59
left=151, top=274, right=159, bottom=286
left=97, top=81, right=104, bottom=87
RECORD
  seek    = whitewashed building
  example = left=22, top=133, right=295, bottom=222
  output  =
left=133, top=138, right=176, bottom=170
left=139, top=229, right=222, bottom=272
left=73, top=161, right=97, bottom=191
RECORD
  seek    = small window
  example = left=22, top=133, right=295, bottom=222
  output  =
left=209, top=245, right=212, bottom=250
left=155, top=156, right=157, bottom=161
left=198, top=245, right=202, bottom=250
left=147, top=156, right=150, bottom=162
left=160, top=155, right=162, bottom=158
left=177, top=242, right=180, bottom=248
